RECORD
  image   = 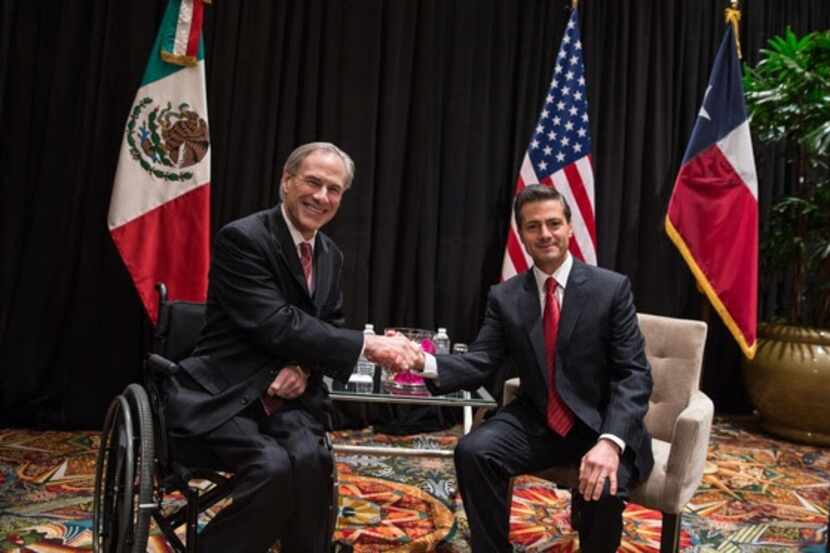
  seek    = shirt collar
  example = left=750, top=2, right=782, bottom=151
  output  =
left=532, top=252, right=573, bottom=294
left=281, top=203, right=316, bottom=251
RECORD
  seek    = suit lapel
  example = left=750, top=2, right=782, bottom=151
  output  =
left=520, top=270, right=549, bottom=387
left=557, top=259, right=588, bottom=353
left=269, top=205, right=312, bottom=300
left=311, top=233, right=331, bottom=311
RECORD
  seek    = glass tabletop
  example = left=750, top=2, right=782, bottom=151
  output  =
left=323, top=376, right=496, bottom=408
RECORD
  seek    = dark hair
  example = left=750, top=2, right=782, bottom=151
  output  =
left=513, top=184, right=572, bottom=228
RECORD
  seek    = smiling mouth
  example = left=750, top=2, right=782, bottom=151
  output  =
left=301, top=201, right=327, bottom=216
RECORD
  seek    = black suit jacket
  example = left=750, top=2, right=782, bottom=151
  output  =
left=430, top=260, right=654, bottom=479
left=166, top=205, right=364, bottom=437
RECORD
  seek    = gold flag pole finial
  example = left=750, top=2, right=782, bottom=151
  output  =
left=572, top=0, right=579, bottom=11
left=724, top=0, right=743, bottom=59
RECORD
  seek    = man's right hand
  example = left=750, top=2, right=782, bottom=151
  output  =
left=364, top=332, right=424, bottom=372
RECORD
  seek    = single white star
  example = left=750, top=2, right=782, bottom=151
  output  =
left=573, top=143, right=582, bottom=153
left=582, top=113, right=589, bottom=122
left=530, top=139, right=540, bottom=149
left=555, top=64, right=563, bottom=74
left=552, top=116, right=561, bottom=126
left=538, top=160, right=548, bottom=171
left=548, top=131, right=558, bottom=141
left=570, top=55, right=579, bottom=65
left=565, top=121, right=574, bottom=131
left=563, top=35, right=571, bottom=44
left=566, top=71, right=575, bottom=80
left=536, top=124, right=544, bottom=134
left=578, top=76, right=586, bottom=86
left=577, top=127, right=587, bottom=137
left=545, top=94, right=553, bottom=104
left=541, top=109, right=550, bottom=119
left=561, top=136, right=570, bottom=146
left=543, top=145, right=553, bottom=156
left=574, top=91, right=583, bottom=101
left=556, top=152, right=566, bottom=162
left=562, top=86, right=571, bottom=96
left=551, top=79, right=559, bottom=89
left=575, top=40, right=582, bottom=50
left=568, top=20, right=575, bottom=29
left=557, top=101, right=566, bottom=111
left=569, top=106, right=578, bottom=116
left=698, top=85, right=713, bottom=120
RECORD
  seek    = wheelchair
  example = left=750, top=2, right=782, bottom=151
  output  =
left=93, top=283, right=340, bottom=552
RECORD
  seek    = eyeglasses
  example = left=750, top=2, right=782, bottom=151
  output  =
left=292, top=174, right=345, bottom=199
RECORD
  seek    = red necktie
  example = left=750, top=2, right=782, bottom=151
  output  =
left=300, top=242, right=313, bottom=292
left=544, top=277, right=574, bottom=436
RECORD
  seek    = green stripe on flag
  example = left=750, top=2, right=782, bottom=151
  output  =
left=141, top=0, right=205, bottom=87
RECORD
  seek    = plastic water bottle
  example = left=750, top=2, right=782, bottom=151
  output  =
left=433, top=327, right=451, bottom=355
left=348, top=323, right=376, bottom=392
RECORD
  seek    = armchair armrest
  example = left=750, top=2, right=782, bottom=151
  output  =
left=502, top=377, right=520, bottom=406
left=662, top=390, right=714, bottom=511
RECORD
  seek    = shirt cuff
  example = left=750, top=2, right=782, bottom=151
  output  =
left=599, top=433, right=625, bottom=454
left=420, top=353, right=438, bottom=379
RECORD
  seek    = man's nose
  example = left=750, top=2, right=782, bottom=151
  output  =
left=312, top=185, right=328, bottom=202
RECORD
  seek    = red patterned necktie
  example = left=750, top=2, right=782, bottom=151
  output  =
left=299, top=242, right=313, bottom=292
left=544, top=277, right=575, bottom=436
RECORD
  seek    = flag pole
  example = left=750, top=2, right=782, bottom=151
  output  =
left=724, top=0, right=743, bottom=60
left=572, top=0, right=578, bottom=10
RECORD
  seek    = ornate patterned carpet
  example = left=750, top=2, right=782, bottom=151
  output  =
left=0, top=419, right=827, bottom=552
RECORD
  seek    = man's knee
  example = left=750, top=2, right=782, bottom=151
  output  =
left=454, top=428, right=492, bottom=471
left=251, top=444, right=292, bottom=492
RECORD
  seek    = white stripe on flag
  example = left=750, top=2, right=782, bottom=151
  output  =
left=716, top=120, right=758, bottom=200
left=575, top=156, right=595, bottom=211
left=519, top=154, right=537, bottom=187
left=174, top=0, right=194, bottom=57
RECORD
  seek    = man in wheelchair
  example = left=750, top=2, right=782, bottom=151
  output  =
left=160, top=142, right=420, bottom=552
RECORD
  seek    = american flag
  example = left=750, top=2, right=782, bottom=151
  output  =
left=502, top=8, right=596, bottom=280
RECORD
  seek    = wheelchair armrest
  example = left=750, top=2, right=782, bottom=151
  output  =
left=146, top=354, right=179, bottom=377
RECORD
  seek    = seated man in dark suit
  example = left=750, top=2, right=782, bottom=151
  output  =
left=163, top=142, right=420, bottom=553
left=407, top=184, right=654, bottom=553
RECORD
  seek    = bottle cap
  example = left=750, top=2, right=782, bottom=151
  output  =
left=365, top=323, right=374, bottom=331
left=438, top=327, right=447, bottom=333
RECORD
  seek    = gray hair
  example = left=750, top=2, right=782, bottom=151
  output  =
left=280, top=142, right=355, bottom=199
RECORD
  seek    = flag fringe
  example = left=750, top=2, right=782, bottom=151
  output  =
left=161, top=50, right=199, bottom=67
left=665, top=215, right=757, bottom=359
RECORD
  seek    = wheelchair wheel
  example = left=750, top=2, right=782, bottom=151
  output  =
left=93, top=385, right=155, bottom=553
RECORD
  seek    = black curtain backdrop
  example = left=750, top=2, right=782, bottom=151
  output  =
left=2, top=1, right=828, bottom=429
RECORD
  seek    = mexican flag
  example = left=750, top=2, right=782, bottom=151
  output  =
left=108, top=0, right=211, bottom=325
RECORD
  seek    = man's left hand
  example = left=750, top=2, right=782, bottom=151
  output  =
left=578, top=438, right=620, bottom=501
left=268, top=365, right=308, bottom=399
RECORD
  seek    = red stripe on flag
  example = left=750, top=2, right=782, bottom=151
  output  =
left=110, top=185, right=211, bottom=324
left=562, top=163, right=597, bottom=246
left=186, top=1, right=204, bottom=59
left=668, top=144, right=757, bottom=348
left=506, top=228, right=529, bottom=274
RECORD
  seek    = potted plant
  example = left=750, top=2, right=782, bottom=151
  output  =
left=741, top=28, right=830, bottom=445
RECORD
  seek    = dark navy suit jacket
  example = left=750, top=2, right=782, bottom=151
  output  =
left=166, top=204, right=364, bottom=437
left=429, top=261, right=654, bottom=479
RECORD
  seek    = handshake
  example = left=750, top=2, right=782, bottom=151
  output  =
left=363, top=331, right=426, bottom=373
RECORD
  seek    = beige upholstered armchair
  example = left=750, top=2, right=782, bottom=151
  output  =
left=502, top=313, right=713, bottom=553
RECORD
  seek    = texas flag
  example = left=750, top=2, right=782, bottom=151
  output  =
left=665, top=26, right=758, bottom=358
left=108, top=0, right=211, bottom=325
